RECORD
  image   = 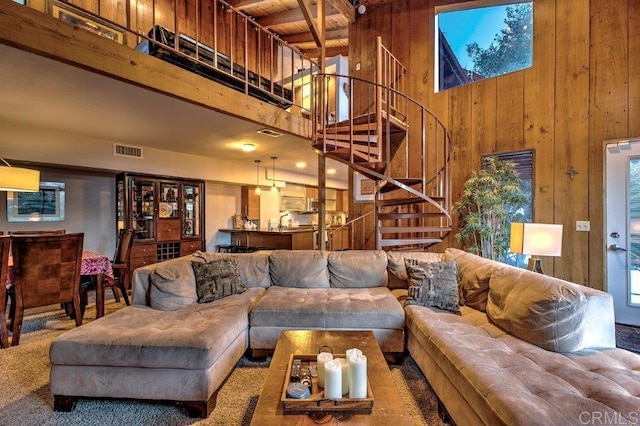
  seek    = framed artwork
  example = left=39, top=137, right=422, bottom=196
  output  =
left=7, top=182, right=66, bottom=222
left=354, top=173, right=375, bottom=203
left=49, top=0, right=125, bottom=45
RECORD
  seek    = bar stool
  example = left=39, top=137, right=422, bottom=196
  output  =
left=216, top=244, right=233, bottom=253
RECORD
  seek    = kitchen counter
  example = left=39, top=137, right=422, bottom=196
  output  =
left=219, top=228, right=315, bottom=250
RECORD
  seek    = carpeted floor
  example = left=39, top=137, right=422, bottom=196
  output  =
left=0, top=301, right=445, bottom=425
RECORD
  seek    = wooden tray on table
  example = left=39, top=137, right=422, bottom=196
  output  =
left=280, top=354, right=374, bottom=414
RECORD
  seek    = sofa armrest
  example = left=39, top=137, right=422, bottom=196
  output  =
left=577, top=285, right=616, bottom=349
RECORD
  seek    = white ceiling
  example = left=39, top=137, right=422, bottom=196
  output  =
left=0, top=43, right=348, bottom=181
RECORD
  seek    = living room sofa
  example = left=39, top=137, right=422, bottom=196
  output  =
left=49, top=248, right=640, bottom=423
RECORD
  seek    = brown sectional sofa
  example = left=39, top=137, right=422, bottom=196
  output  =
left=49, top=248, right=640, bottom=424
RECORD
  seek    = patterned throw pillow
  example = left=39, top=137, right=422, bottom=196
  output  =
left=404, top=259, right=460, bottom=314
left=191, top=258, right=246, bottom=303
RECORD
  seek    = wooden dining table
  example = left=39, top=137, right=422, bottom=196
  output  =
left=6, top=251, right=114, bottom=319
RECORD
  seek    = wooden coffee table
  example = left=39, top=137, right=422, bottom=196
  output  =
left=250, top=330, right=412, bottom=425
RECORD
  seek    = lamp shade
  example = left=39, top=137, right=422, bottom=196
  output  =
left=0, top=166, right=40, bottom=192
left=510, top=223, right=563, bottom=257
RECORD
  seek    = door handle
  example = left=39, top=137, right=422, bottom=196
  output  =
left=608, top=244, right=628, bottom=252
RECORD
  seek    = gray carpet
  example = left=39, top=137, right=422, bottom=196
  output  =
left=0, top=301, right=444, bottom=425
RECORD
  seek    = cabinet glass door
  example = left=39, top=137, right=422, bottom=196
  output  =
left=132, top=179, right=155, bottom=240
left=183, top=184, right=201, bottom=238
left=159, top=182, right=179, bottom=219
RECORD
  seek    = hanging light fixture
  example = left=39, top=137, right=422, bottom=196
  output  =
left=0, top=158, right=40, bottom=192
left=254, top=159, right=262, bottom=195
left=271, top=156, right=278, bottom=193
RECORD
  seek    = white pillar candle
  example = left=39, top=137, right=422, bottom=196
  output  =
left=316, top=352, right=333, bottom=388
left=346, top=348, right=362, bottom=360
left=324, top=359, right=342, bottom=399
left=348, top=354, right=367, bottom=399
left=336, top=358, right=349, bottom=395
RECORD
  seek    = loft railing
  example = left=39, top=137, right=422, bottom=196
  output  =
left=24, top=0, right=317, bottom=112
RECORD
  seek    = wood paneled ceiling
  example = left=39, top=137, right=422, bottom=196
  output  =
left=228, top=0, right=355, bottom=59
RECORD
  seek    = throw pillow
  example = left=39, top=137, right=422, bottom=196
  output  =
left=404, top=259, right=460, bottom=314
left=149, top=261, right=198, bottom=311
left=191, top=258, right=246, bottom=303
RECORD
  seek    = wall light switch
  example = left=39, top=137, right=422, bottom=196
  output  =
left=576, top=221, right=590, bottom=232
left=356, top=62, right=361, bottom=71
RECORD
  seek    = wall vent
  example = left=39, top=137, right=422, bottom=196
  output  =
left=114, top=144, right=143, bottom=159
left=257, top=128, right=283, bottom=138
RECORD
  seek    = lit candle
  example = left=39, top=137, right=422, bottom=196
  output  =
left=316, top=352, right=333, bottom=388
left=324, top=359, right=342, bottom=399
left=349, top=354, right=367, bottom=399
left=336, top=358, right=349, bottom=395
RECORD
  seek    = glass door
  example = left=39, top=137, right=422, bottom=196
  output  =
left=605, top=140, right=640, bottom=326
left=131, top=178, right=155, bottom=240
left=183, top=183, right=201, bottom=238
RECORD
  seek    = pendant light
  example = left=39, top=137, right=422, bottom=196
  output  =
left=0, top=158, right=40, bottom=192
left=270, top=156, right=278, bottom=193
left=254, top=159, right=262, bottom=195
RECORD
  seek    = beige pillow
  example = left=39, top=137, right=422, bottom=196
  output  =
left=329, top=250, right=388, bottom=288
left=486, top=268, right=587, bottom=352
left=386, top=251, right=444, bottom=289
left=269, top=250, right=330, bottom=288
left=149, top=261, right=198, bottom=311
left=444, top=248, right=504, bottom=311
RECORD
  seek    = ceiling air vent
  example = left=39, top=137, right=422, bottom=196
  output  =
left=114, top=144, right=143, bottom=159
left=257, top=128, right=283, bottom=138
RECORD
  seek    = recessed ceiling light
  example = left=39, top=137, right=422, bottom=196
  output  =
left=327, top=168, right=336, bottom=175
left=296, top=162, right=307, bottom=168
left=242, top=143, right=256, bottom=152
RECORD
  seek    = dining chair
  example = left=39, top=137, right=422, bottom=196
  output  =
left=80, top=229, right=134, bottom=316
left=0, top=236, right=11, bottom=349
left=9, top=233, right=84, bottom=346
left=5, top=229, right=66, bottom=332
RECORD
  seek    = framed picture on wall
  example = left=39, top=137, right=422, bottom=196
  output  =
left=354, top=173, right=375, bottom=203
left=7, top=182, right=66, bottom=222
left=49, top=0, right=125, bottom=45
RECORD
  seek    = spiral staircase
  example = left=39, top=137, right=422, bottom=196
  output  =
left=312, top=37, right=452, bottom=251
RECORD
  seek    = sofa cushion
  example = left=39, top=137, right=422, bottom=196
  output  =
left=328, top=250, right=388, bottom=288
left=445, top=248, right=505, bottom=311
left=404, top=259, right=460, bottom=314
left=149, top=261, right=198, bottom=311
left=192, top=251, right=270, bottom=288
left=249, top=286, right=405, bottom=329
left=192, top=258, right=246, bottom=303
left=386, top=251, right=444, bottom=289
left=486, top=267, right=587, bottom=352
left=269, top=250, right=330, bottom=288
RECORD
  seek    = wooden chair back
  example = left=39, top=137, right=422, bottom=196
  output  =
left=0, top=236, right=11, bottom=348
left=10, top=233, right=84, bottom=346
left=9, top=229, right=66, bottom=235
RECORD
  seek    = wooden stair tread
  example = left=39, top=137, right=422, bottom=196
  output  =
left=379, top=238, right=443, bottom=247
left=378, top=226, right=452, bottom=233
left=378, top=178, right=423, bottom=193
left=377, top=212, right=446, bottom=220
left=377, top=196, right=445, bottom=207
left=317, top=133, right=380, bottom=143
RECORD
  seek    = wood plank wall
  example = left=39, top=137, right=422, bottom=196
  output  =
left=349, top=0, right=640, bottom=289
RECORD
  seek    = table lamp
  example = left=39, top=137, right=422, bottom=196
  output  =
left=510, top=223, right=563, bottom=274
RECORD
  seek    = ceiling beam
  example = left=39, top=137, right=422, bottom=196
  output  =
left=326, top=0, right=355, bottom=23
left=302, top=45, right=348, bottom=58
left=256, top=5, right=340, bottom=28
left=283, top=27, right=348, bottom=44
left=296, top=0, right=322, bottom=47
left=227, top=0, right=275, bottom=11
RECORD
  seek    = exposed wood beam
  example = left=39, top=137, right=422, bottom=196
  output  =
left=283, top=27, right=348, bottom=44
left=326, top=0, right=355, bottom=23
left=227, top=0, right=274, bottom=11
left=256, top=5, right=339, bottom=28
left=296, top=0, right=322, bottom=47
left=302, top=45, right=349, bottom=58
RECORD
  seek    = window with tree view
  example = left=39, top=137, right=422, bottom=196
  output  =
left=436, top=1, right=533, bottom=92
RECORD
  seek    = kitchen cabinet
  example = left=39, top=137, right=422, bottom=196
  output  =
left=329, top=226, right=350, bottom=251
left=117, top=173, right=205, bottom=282
left=281, top=183, right=306, bottom=198
left=306, top=186, right=318, bottom=199
left=336, top=190, right=349, bottom=214
left=220, top=228, right=315, bottom=250
left=241, top=186, right=260, bottom=220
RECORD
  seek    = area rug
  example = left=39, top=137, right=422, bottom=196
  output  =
left=0, top=301, right=445, bottom=425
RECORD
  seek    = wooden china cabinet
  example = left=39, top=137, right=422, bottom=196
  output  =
left=116, top=173, right=205, bottom=283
